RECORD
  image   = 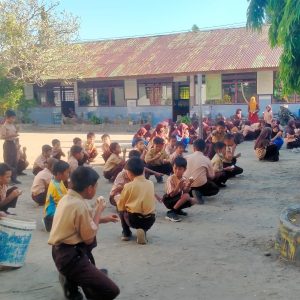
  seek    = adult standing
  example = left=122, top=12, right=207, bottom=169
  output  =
left=247, top=96, right=260, bottom=124
left=0, top=110, right=21, bottom=184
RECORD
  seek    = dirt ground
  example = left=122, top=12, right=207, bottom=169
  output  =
left=1, top=132, right=300, bottom=300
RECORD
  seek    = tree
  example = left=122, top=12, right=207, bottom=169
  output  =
left=191, top=24, right=200, bottom=32
left=247, top=0, right=300, bottom=95
left=0, top=0, right=91, bottom=86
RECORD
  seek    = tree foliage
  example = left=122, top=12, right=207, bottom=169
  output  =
left=191, top=24, right=200, bottom=32
left=247, top=0, right=300, bottom=94
left=0, top=0, right=91, bottom=86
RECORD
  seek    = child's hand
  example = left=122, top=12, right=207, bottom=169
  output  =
left=95, top=197, right=106, bottom=214
left=100, top=214, right=119, bottom=224
left=12, top=189, right=22, bottom=198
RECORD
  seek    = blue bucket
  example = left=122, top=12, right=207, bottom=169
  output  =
left=0, top=217, right=36, bottom=268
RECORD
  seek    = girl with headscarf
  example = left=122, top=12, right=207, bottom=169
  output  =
left=176, top=123, right=190, bottom=150
left=285, top=120, right=300, bottom=149
left=248, top=96, right=259, bottom=124
left=254, top=127, right=279, bottom=161
left=132, top=127, right=147, bottom=147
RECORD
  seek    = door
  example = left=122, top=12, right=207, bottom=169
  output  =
left=172, top=83, right=190, bottom=121
left=59, top=86, right=75, bottom=117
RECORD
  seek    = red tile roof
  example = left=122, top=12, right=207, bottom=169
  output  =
left=83, top=26, right=281, bottom=79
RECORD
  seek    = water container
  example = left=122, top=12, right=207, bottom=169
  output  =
left=0, top=217, right=36, bottom=268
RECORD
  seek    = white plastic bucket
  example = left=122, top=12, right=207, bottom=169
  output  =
left=0, top=217, right=36, bottom=268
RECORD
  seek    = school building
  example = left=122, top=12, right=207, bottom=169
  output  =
left=25, top=26, right=300, bottom=125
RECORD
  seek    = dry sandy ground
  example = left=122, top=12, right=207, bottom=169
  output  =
left=1, top=132, right=300, bottom=300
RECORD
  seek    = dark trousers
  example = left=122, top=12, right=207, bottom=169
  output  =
left=0, top=186, right=18, bottom=212
left=264, top=144, right=279, bottom=162
left=119, top=211, right=155, bottom=236
left=162, top=193, right=192, bottom=212
left=145, top=163, right=172, bottom=179
left=223, top=162, right=244, bottom=178
left=287, top=139, right=300, bottom=149
left=52, top=240, right=119, bottom=300
left=191, top=180, right=219, bottom=197
left=213, top=171, right=229, bottom=185
left=44, top=215, right=54, bottom=232
left=103, top=163, right=125, bottom=182
left=3, top=141, right=17, bottom=181
left=32, top=192, right=47, bottom=206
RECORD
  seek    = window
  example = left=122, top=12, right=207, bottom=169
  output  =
left=78, top=86, right=125, bottom=107
left=273, top=72, right=300, bottom=103
left=179, top=86, right=190, bottom=100
left=137, top=83, right=172, bottom=106
left=79, top=88, right=94, bottom=106
left=34, top=86, right=63, bottom=107
left=222, top=73, right=257, bottom=104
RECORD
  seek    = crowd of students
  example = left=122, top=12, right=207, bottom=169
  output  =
left=0, top=105, right=299, bottom=300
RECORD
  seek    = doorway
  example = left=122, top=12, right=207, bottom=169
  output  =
left=59, top=86, right=76, bottom=117
left=172, top=83, right=190, bottom=121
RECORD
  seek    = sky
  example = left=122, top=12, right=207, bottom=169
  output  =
left=56, top=0, right=250, bottom=41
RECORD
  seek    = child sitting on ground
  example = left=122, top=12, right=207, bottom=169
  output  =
left=145, top=137, right=172, bottom=183
left=48, top=166, right=120, bottom=300
left=68, top=145, right=84, bottom=174
left=169, top=141, right=185, bottom=164
left=44, top=161, right=70, bottom=232
left=0, top=163, right=22, bottom=214
left=72, top=137, right=89, bottom=165
left=211, top=142, right=233, bottom=187
left=207, top=121, right=227, bottom=159
left=117, top=157, right=156, bottom=244
left=85, top=132, right=98, bottom=162
left=33, top=144, right=52, bottom=175
left=163, top=157, right=198, bottom=222
left=101, top=134, right=112, bottom=162
left=16, top=139, right=29, bottom=175
left=103, top=142, right=126, bottom=182
left=165, top=135, right=177, bottom=156
left=133, top=138, right=147, bottom=160
left=52, top=139, right=66, bottom=160
left=223, top=133, right=243, bottom=177
left=109, top=150, right=163, bottom=206
left=31, top=158, right=58, bottom=206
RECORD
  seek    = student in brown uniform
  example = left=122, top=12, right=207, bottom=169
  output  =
left=0, top=163, right=22, bottom=214
left=16, top=138, right=29, bottom=175
left=0, top=109, right=20, bottom=184
left=49, top=167, right=119, bottom=300
left=33, top=145, right=52, bottom=175
left=52, top=139, right=66, bottom=160
left=31, top=158, right=57, bottom=206
left=68, top=145, right=85, bottom=175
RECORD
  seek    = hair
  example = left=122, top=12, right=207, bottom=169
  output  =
left=214, top=141, right=226, bottom=151
left=193, top=139, right=206, bottom=152
left=109, top=142, right=119, bottom=153
left=101, top=133, right=110, bottom=140
left=71, top=166, right=99, bottom=192
left=224, top=133, right=234, bottom=140
left=175, top=141, right=185, bottom=148
left=128, top=150, right=141, bottom=159
left=52, top=139, right=60, bottom=146
left=133, top=138, right=144, bottom=147
left=125, top=157, right=144, bottom=176
left=87, top=132, right=95, bottom=139
left=0, top=163, right=11, bottom=176
left=173, top=156, right=187, bottom=168
left=47, top=158, right=58, bottom=173
left=42, top=145, right=52, bottom=153
left=153, top=137, right=165, bottom=145
left=53, top=161, right=70, bottom=176
left=170, top=135, right=177, bottom=140
left=5, top=109, right=16, bottom=118
left=73, top=137, right=82, bottom=144
left=70, top=145, right=83, bottom=155
left=216, top=121, right=226, bottom=128
left=236, top=109, right=242, bottom=114
left=245, top=120, right=251, bottom=126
